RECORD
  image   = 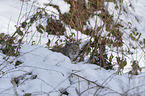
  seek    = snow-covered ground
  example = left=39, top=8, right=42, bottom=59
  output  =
left=0, top=44, right=145, bottom=96
left=0, top=0, right=145, bottom=96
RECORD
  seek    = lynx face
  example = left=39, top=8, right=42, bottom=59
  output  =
left=64, top=43, right=80, bottom=61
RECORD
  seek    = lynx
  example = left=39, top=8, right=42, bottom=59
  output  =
left=51, top=41, right=80, bottom=61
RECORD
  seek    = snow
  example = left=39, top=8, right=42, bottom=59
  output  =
left=36, top=0, right=70, bottom=14
left=0, top=0, right=20, bottom=33
left=0, top=0, right=145, bottom=96
left=0, top=43, right=144, bottom=95
left=0, top=44, right=130, bottom=95
left=0, top=44, right=144, bottom=96
left=86, top=15, right=104, bottom=29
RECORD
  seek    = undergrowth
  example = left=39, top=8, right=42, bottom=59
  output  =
left=1, top=0, right=145, bottom=75
left=11, top=0, right=145, bottom=75
left=0, top=0, right=145, bottom=95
